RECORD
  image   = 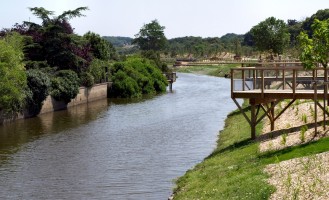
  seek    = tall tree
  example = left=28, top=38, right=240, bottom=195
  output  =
left=298, top=19, right=329, bottom=69
left=133, top=19, right=167, bottom=51
left=250, top=17, right=290, bottom=55
left=302, top=9, right=329, bottom=37
left=84, top=31, right=117, bottom=61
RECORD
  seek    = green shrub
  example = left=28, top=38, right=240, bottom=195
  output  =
left=25, top=69, right=50, bottom=116
left=0, top=32, right=27, bottom=117
left=109, top=57, right=168, bottom=98
left=88, top=59, right=110, bottom=83
left=50, top=70, right=80, bottom=103
left=80, top=72, right=95, bottom=87
left=111, top=70, right=141, bottom=98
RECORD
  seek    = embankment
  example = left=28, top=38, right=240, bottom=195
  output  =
left=0, top=82, right=112, bottom=124
left=172, top=99, right=329, bottom=199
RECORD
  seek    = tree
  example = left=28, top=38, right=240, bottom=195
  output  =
left=287, top=19, right=302, bottom=47
left=83, top=31, right=117, bottom=60
left=9, top=7, right=91, bottom=72
left=133, top=19, right=167, bottom=51
left=0, top=32, right=27, bottom=117
left=298, top=19, right=329, bottom=69
left=25, top=69, right=50, bottom=116
left=250, top=17, right=290, bottom=55
left=302, top=9, right=329, bottom=37
left=50, top=70, right=80, bottom=103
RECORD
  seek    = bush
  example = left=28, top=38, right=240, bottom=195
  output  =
left=50, top=70, right=80, bottom=103
left=111, top=70, right=141, bottom=98
left=25, top=69, right=50, bottom=116
left=0, top=32, right=27, bottom=117
left=109, top=57, right=168, bottom=98
left=80, top=72, right=94, bottom=87
left=88, top=59, right=109, bottom=83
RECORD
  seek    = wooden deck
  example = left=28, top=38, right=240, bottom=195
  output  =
left=230, top=64, right=329, bottom=139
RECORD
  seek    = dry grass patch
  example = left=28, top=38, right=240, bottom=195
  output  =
left=264, top=152, right=329, bottom=200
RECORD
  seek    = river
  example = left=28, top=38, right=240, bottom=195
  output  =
left=0, top=73, right=239, bottom=200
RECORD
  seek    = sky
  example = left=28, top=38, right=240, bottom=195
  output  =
left=1, top=0, right=329, bottom=39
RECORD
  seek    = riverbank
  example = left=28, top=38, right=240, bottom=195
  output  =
left=172, top=99, right=329, bottom=199
left=0, top=82, right=111, bottom=124
left=174, top=64, right=239, bottom=77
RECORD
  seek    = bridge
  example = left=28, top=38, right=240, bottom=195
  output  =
left=230, top=62, right=329, bottom=139
left=173, top=59, right=300, bottom=67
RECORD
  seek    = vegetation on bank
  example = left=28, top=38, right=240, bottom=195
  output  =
left=107, top=9, right=329, bottom=60
left=172, top=101, right=329, bottom=199
left=0, top=8, right=170, bottom=119
left=109, top=57, right=168, bottom=98
left=174, top=64, right=238, bottom=77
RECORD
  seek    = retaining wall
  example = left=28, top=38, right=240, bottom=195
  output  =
left=0, top=82, right=112, bottom=124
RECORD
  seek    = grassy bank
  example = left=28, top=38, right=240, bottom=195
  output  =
left=174, top=64, right=239, bottom=77
left=172, top=100, right=329, bottom=199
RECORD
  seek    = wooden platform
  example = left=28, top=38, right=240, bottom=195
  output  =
left=230, top=64, right=329, bottom=139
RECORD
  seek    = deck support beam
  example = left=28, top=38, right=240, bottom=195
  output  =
left=232, top=98, right=298, bottom=139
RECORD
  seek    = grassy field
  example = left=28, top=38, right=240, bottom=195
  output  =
left=174, top=64, right=239, bottom=77
left=172, top=100, right=329, bottom=200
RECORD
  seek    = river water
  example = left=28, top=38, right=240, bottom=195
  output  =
left=0, top=73, right=238, bottom=200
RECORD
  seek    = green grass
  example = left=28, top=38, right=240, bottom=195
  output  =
left=172, top=101, right=329, bottom=200
left=175, top=64, right=238, bottom=77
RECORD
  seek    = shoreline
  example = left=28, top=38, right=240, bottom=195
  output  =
left=171, top=72, right=329, bottom=199
left=0, top=82, right=111, bottom=125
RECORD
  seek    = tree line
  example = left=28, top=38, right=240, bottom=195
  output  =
left=0, top=7, right=168, bottom=119
left=1, top=7, right=329, bottom=119
left=107, top=9, right=329, bottom=60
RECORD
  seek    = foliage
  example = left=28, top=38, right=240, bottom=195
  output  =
left=80, top=72, right=94, bottom=87
left=141, top=50, right=162, bottom=67
left=1, top=7, right=92, bottom=73
left=25, top=69, right=50, bottom=116
left=133, top=19, right=167, bottom=51
left=111, top=70, right=141, bottom=98
left=84, top=31, right=117, bottom=60
left=0, top=32, right=27, bottom=116
left=250, top=17, right=290, bottom=55
left=287, top=19, right=303, bottom=47
left=302, top=9, right=329, bottom=37
left=103, top=36, right=133, bottom=47
left=88, top=59, right=111, bottom=83
left=109, top=57, right=168, bottom=98
left=50, top=70, right=80, bottom=103
left=298, top=19, right=329, bottom=69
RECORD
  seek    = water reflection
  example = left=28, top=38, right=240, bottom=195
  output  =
left=0, top=73, right=238, bottom=200
left=0, top=99, right=109, bottom=154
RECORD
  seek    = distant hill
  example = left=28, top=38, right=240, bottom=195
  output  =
left=103, top=36, right=133, bottom=47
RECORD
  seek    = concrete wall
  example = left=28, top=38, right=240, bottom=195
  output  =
left=40, top=82, right=111, bottom=114
left=0, top=82, right=111, bottom=124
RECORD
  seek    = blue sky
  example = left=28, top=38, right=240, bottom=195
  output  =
left=1, top=0, right=329, bottom=39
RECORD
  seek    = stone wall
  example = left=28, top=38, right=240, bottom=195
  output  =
left=40, top=82, right=111, bottom=114
left=0, top=82, right=112, bottom=124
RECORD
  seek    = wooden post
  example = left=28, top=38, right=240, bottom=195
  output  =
left=270, top=101, right=275, bottom=131
left=242, top=69, right=245, bottom=91
left=253, top=69, right=256, bottom=89
left=324, top=68, right=327, bottom=130
left=231, top=69, right=234, bottom=98
left=261, top=69, right=264, bottom=98
left=314, top=81, right=318, bottom=134
left=251, top=101, right=256, bottom=139
left=283, top=69, right=285, bottom=90
left=292, top=69, right=296, bottom=97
